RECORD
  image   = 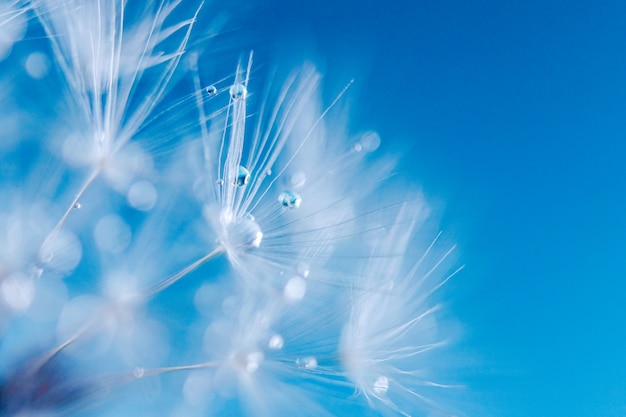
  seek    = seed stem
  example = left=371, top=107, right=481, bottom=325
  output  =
left=141, top=245, right=224, bottom=299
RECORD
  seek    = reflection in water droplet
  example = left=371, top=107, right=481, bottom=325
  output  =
left=235, top=166, right=250, bottom=186
left=205, top=85, right=217, bottom=95
left=373, top=376, right=389, bottom=394
left=230, top=83, right=247, bottom=100
left=73, top=202, right=81, bottom=209
left=134, top=367, right=145, bottom=378
left=216, top=179, right=224, bottom=186
left=352, top=142, right=362, bottom=152
left=278, top=190, right=302, bottom=209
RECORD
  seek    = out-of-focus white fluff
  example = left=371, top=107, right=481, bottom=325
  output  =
left=34, top=0, right=201, bottom=191
left=338, top=201, right=464, bottom=417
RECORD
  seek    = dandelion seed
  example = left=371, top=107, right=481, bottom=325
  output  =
left=30, top=0, right=204, bottom=251
left=338, top=202, right=464, bottom=416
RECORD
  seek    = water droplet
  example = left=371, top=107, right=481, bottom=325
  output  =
left=265, top=169, right=272, bottom=176
left=223, top=211, right=263, bottom=250
left=235, top=166, right=250, bottom=186
left=216, top=179, right=225, bottom=186
left=373, top=376, right=389, bottom=394
left=134, top=367, right=145, bottom=378
left=278, top=190, right=302, bottom=209
left=230, top=83, right=247, bottom=100
left=73, top=202, right=81, bottom=209
left=296, top=357, right=317, bottom=370
left=284, top=276, right=306, bottom=303
left=352, top=142, right=363, bottom=152
left=268, top=334, right=284, bottom=350
left=205, top=85, right=217, bottom=95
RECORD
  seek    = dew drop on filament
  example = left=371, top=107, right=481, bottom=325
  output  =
left=235, top=166, right=250, bottom=186
left=278, top=191, right=302, bottom=209
left=133, top=367, right=145, bottom=378
left=230, top=83, right=247, bottom=100
left=222, top=210, right=263, bottom=251
left=373, top=376, right=389, bottom=394
left=205, top=85, right=217, bottom=95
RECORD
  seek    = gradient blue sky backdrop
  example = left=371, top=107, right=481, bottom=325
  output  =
left=231, top=1, right=626, bottom=416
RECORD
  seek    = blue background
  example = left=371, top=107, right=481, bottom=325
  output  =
left=235, top=1, right=626, bottom=416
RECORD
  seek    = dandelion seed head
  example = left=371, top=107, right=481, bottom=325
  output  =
left=214, top=208, right=264, bottom=253
left=337, top=202, right=461, bottom=415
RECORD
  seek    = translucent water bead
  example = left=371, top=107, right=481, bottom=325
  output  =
left=235, top=166, right=250, bottom=186
left=230, top=83, right=247, bottom=100
left=373, top=376, right=389, bottom=394
left=278, top=190, right=302, bottom=209
left=222, top=211, right=263, bottom=250
left=205, top=85, right=217, bottom=95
